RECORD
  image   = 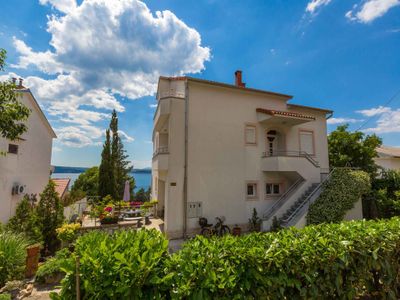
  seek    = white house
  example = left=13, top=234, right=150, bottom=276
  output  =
left=375, top=146, right=400, bottom=171
left=152, top=71, right=362, bottom=239
left=0, top=80, right=56, bottom=223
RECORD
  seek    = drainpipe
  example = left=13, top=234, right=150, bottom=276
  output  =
left=182, top=80, right=189, bottom=238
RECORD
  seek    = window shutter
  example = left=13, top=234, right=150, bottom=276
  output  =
left=299, top=131, right=314, bottom=155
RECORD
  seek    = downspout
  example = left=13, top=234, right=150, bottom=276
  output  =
left=182, top=80, right=189, bottom=238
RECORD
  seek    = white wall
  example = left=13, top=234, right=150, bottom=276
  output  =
left=375, top=157, right=400, bottom=171
left=0, top=91, right=54, bottom=223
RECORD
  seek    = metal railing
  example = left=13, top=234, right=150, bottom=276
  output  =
left=153, top=146, right=169, bottom=157
left=280, top=168, right=336, bottom=226
left=261, top=150, right=320, bottom=168
left=263, top=177, right=305, bottom=220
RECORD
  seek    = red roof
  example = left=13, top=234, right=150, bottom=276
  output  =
left=256, top=108, right=316, bottom=120
left=52, top=178, right=71, bottom=198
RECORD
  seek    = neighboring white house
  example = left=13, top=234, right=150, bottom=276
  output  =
left=375, top=146, right=400, bottom=171
left=152, top=71, right=361, bottom=239
left=0, top=80, right=56, bottom=223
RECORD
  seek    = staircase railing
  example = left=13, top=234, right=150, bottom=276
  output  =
left=281, top=168, right=336, bottom=226
left=263, top=177, right=305, bottom=220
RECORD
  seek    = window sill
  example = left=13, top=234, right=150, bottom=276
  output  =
left=246, top=196, right=259, bottom=201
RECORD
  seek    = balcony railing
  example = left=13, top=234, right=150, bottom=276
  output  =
left=153, top=146, right=169, bottom=157
left=262, top=150, right=320, bottom=168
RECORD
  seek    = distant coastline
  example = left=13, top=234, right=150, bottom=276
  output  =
left=53, top=165, right=151, bottom=174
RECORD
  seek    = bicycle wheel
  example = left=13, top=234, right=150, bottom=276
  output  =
left=219, top=225, right=230, bottom=236
left=201, top=228, right=212, bottom=237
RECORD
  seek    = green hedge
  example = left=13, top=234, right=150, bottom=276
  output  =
left=307, top=169, right=371, bottom=225
left=53, top=218, right=400, bottom=299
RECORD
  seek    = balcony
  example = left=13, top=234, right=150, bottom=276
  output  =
left=152, top=146, right=169, bottom=171
left=261, top=151, right=320, bottom=179
left=154, top=99, right=171, bottom=131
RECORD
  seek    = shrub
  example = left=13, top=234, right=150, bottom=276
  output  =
left=307, top=169, right=371, bottom=224
left=0, top=294, right=11, bottom=300
left=52, top=218, right=400, bottom=299
left=56, top=223, right=81, bottom=243
left=36, top=248, right=72, bottom=284
left=165, top=218, right=400, bottom=299
left=6, top=195, right=42, bottom=243
left=0, top=231, right=29, bottom=287
left=53, top=229, right=168, bottom=299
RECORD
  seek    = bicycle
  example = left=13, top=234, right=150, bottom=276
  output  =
left=199, top=216, right=230, bottom=236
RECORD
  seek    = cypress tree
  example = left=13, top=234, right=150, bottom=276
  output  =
left=98, top=129, right=116, bottom=199
left=109, top=110, right=135, bottom=199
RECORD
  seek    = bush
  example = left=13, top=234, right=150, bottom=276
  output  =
left=307, top=169, right=371, bottom=224
left=0, top=231, right=29, bottom=287
left=0, top=294, right=11, bottom=300
left=56, top=223, right=81, bottom=243
left=53, top=229, right=168, bottom=299
left=165, top=218, right=400, bottom=299
left=36, top=248, right=72, bottom=284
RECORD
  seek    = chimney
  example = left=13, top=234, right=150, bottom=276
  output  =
left=234, top=70, right=246, bottom=88
left=18, top=78, right=23, bottom=87
left=12, top=77, right=17, bottom=85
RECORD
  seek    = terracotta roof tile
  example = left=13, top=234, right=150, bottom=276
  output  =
left=256, top=108, right=316, bottom=120
left=52, top=178, right=71, bottom=198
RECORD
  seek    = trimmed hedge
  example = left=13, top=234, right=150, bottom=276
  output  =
left=307, top=168, right=371, bottom=225
left=53, top=218, right=400, bottom=299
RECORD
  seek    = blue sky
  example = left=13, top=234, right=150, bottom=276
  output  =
left=1, top=0, right=399, bottom=168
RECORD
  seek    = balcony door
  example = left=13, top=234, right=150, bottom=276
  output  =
left=266, top=130, right=278, bottom=156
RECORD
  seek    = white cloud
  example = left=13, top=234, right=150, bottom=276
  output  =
left=357, top=106, right=400, bottom=133
left=306, top=0, right=332, bottom=13
left=327, top=117, right=363, bottom=125
left=10, top=0, right=210, bottom=147
left=39, top=0, right=77, bottom=14
left=356, top=106, right=391, bottom=116
left=346, top=0, right=400, bottom=23
left=149, top=104, right=158, bottom=108
left=55, top=125, right=103, bottom=147
left=119, top=130, right=134, bottom=142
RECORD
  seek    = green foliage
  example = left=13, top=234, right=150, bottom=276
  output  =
left=307, top=169, right=371, bottom=224
left=135, top=187, right=148, bottom=202
left=54, top=229, right=168, bottom=299
left=56, top=223, right=81, bottom=243
left=328, top=124, right=382, bottom=174
left=98, top=129, right=116, bottom=199
left=270, top=216, right=282, bottom=232
left=0, top=294, right=11, bottom=300
left=36, top=181, right=64, bottom=254
left=66, top=166, right=99, bottom=206
left=36, top=248, right=72, bottom=284
left=248, top=208, right=261, bottom=232
left=6, top=195, right=42, bottom=243
left=52, top=219, right=400, bottom=299
left=0, top=231, right=29, bottom=287
left=0, top=48, right=31, bottom=142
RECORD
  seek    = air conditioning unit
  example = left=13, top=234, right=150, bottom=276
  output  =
left=12, top=184, right=26, bottom=195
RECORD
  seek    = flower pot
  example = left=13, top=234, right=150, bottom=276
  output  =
left=26, top=244, right=41, bottom=257
left=232, top=226, right=241, bottom=236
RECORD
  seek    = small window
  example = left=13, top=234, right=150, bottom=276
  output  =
left=245, top=124, right=257, bottom=145
left=246, top=182, right=258, bottom=198
left=8, top=144, right=18, bottom=154
left=266, top=183, right=281, bottom=195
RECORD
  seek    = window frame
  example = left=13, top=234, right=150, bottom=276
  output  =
left=298, top=129, right=315, bottom=156
left=244, top=123, right=257, bottom=146
left=8, top=144, right=19, bottom=155
left=246, top=181, right=259, bottom=200
left=265, top=182, right=282, bottom=197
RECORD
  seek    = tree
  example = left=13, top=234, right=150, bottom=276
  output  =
left=328, top=124, right=382, bottom=174
left=0, top=48, right=30, bottom=141
left=72, top=166, right=99, bottom=196
left=110, top=110, right=135, bottom=199
left=135, top=188, right=147, bottom=202
left=6, top=194, right=42, bottom=243
left=98, top=129, right=116, bottom=199
left=36, top=181, right=64, bottom=254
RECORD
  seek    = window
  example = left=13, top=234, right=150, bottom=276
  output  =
left=246, top=182, right=258, bottom=199
left=8, top=144, right=18, bottom=154
left=266, top=183, right=281, bottom=196
left=299, top=130, right=315, bottom=155
left=245, top=124, right=257, bottom=145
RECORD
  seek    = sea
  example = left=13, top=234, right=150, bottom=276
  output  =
left=51, top=172, right=151, bottom=192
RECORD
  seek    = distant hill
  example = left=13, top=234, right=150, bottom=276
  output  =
left=53, top=166, right=151, bottom=174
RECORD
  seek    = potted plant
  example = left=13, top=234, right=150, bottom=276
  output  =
left=248, top=208, right=262, bottom=232
left=232, top=224, right=241, bottom=236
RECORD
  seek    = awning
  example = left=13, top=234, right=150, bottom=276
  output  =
left=256, top=108, right=315, bottom=126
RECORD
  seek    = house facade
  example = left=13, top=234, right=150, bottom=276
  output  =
left=0, top=81, right=56, bottom=223
left=375, top=146, right=400, bottom=171
left=152, top=72, right=334, bottom=238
